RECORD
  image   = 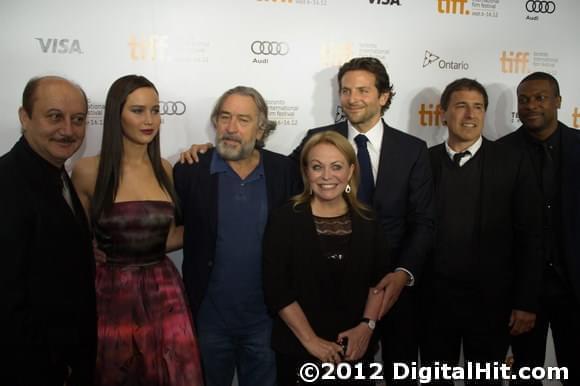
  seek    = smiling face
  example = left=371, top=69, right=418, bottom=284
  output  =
left=339, top=70, right=390, bottom=133
left=19, top=78, right=87, bottom=168
left=215, top=94, right=264, bottom=161
left=517, top=79, right=561, bottom=139
left=121, top=87, right=160, bottom=146
left=442, top=89, right=486, bottom=152
left=305, top=142, right=354, bottom=206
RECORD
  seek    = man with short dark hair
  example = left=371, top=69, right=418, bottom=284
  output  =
left=174, top=86, right=299, bottom=386
left=291, top=57, right=435, bottom=384
left=499, top=72, right=580, bottom=385
left=421, top=78, right=543, bottom=384
left=0, top=76, right=97, bottom=386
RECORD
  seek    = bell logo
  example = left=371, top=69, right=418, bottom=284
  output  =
left=419, top=104, right=443, bottom=126
left=36, top=38, right=83, bottom=54
left=437, top=0, right=469, bottom=15
left=573, top=107, right=580, bottom=129
left=129, top=35, right=168, bottom=61
left=500, top=51, right=529, bottom=73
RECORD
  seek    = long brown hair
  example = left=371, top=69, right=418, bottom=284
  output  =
left=292, top=131, right=370, bottom=218
left=92, top=75, right=179, bottom=221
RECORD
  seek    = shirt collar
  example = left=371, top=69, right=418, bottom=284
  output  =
left=347, top=118, right=384, bottom=148
left=445, top=135, right=483, bottom=160
left=210, top=149, right=265, bottom=180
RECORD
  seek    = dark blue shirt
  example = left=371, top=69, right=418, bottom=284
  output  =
left=198, top=150, right=270, bottom=330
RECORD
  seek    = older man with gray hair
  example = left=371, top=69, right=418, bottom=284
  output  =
left=174, top=86, right=299, bottom=386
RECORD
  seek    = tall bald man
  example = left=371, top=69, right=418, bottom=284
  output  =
left=0, top=76, right=97, bottom=386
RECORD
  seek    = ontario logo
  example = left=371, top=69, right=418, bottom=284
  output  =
left=423, top=50, right=469, bottom=70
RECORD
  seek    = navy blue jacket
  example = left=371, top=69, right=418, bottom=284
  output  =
left=174, top=148, right=300, bottom=318
left=290, top=120, right=435, bottom=281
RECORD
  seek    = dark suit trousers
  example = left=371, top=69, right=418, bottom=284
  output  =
left=379, top=287, right=420, bottom=385
left=419, top=282, right=510, bottom=386
left=510, top=267, right=580, bottom=386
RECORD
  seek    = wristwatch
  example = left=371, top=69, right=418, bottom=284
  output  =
left=360, top=317, right=376, bottom=331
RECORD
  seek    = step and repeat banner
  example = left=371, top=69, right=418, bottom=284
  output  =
left=1, top=1, right=576, bottom=377
left=0, top=0, right=578, bottom=165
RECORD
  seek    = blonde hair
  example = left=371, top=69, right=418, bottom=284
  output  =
left=292, top=131, right=370, bottom=218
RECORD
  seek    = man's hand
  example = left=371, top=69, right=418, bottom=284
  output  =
left=179, top=142, right=213, bottom=164
left=373, top=271, right=409, bottom=319
left=509, top=309, right=536, bottom=336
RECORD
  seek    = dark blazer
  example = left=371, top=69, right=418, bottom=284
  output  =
left=290, top=120, right=434, bottom=280
left=0, top=137, right=97, bottom=386
left=263, top=202, right=390, bottom=357
left=173, top=148, right=300, bottom=318
left=428, top=138, right=543, bottom=315
left=499, top=122, right=580, bottom=303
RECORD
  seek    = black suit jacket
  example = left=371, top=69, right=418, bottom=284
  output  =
left=0, top=137, right=97, bottom=386
left=428, top=138, right=543, bottom=315
left=263, top=202, right=390, bottom=357
left=499, top=122, right=580, bottom=303
left=173, top=148, right=300, bottom=318
left=290, top=120, right=434, bottom=280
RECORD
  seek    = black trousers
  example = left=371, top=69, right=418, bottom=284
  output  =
left=419, top=283, right=510, bottom=386
left=510, top=267, right=580, bottom=386
left=379, top=286, right=420, bottom=386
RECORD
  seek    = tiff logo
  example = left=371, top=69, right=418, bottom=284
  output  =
left=419, top=104, right=443, bottom=126
left=500, top=51, right=529, bottom=73
left=129, top=35, right=168, bottom=61
left=573, top=107, right=580, bottom=128
left=36, top=38, right=82, bottom=54
left=438, top=0, right=469, bottom=15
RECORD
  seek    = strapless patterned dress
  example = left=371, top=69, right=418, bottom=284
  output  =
left=94, top=201, right=203, bottom=386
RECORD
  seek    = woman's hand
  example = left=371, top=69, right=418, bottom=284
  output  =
left=301, top=335, right=344, bottom=364
left=337, top=323, right=373, bottom=361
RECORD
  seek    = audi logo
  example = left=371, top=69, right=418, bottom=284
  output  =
left=251, top=41, right=289, bottom=56
left=525, top=0, right=555, bottom=13
left=159, top=101, right=186, bottom=116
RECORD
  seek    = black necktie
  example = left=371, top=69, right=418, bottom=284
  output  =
left=453, top=151, right=471, bottom=167
left=354, top=134, right=374, bottom=205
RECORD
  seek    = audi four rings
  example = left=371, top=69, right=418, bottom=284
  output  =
left=251, top=41, right=289, bottom=56
left=159, top=101, right=186, bottom=115
left=526, top=0, right=556, bottom=14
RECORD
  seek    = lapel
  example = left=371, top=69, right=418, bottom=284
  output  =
left=262, top=150, right=275, bottom=212
left=478, top=138, right=494, bottom=242
left=375, top=120, right=395, bottom=196
left=202, top=149, right=220, bottom=242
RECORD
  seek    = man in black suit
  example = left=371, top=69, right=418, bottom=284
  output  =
left=0, top=76, right=97, bottom=386
left=499, top=72, right=580, bottom=385
left=290, top=57, right=435, bottom=384
left=174, top=86, right=299, bottom=386
left=420, top=78, right=543, bottom=385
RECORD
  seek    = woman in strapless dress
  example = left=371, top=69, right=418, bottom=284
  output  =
left=72, top=75, right=203, bottom=386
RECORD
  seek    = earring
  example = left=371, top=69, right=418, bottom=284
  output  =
left=310, top=187, right=313, bottom=195
left=345, top=184, right=352, bottom=194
